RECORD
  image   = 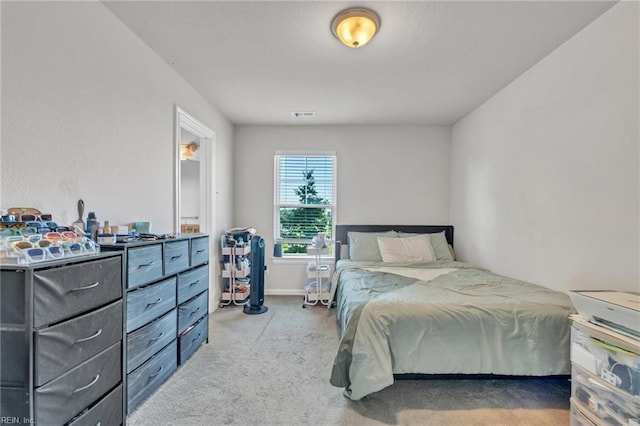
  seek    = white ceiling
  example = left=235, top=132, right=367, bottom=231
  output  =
left=103, top=1, right=616, bottom=126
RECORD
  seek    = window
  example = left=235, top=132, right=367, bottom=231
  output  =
left=274, top=152, right=336, bottom=255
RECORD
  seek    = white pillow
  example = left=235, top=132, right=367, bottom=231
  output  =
left=377, top=234, right=435, bottom=263
left=397, top=231, right=453, bottom=261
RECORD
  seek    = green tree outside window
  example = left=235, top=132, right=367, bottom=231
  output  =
left=280, top=169, right=331, bottom=254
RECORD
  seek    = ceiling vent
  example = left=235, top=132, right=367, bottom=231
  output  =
left=291, top=111, right=315, bottom=118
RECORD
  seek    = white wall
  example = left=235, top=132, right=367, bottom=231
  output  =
left=234, top=125, right=451, bottom=293
left=1, top=2, right=235, bottom=306
left=450, top=2, right=639, bottom=293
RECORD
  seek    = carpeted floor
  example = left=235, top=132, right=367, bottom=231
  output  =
left=127, top=296, right=570, bottom=425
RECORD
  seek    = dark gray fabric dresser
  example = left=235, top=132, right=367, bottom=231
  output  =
left=0, top=251, right=125, bottom=425
left=101, top=233, right=209, bottom=415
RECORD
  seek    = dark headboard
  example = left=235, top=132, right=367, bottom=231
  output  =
left=334, top=224, right=454, bottom=261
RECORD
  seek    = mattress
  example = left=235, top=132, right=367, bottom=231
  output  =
left=330, top=260, right=575, bottom=400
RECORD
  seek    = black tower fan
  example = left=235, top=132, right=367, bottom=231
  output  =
left=243, top=236, right=268, bottom=314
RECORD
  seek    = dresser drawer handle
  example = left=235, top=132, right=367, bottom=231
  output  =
left=148, top=365, right=164, bottom=380
left=75, top=328, right=103, bottom=343
left=195, top=249, right=205, bottom=254
left=189, top=307, right=201, bottom=317
left=191, top=332, right=202, bottom=344
left=72, top=374, right=100, bottom=394
left=137, top=261, right=156, bottom=268
left=188, top=280, right=200, bottom=287
left=146, top=297, right=163, bottom=308
left=170, top=254, right=183, bottom=260
left=70, top=281, right=100, bottom=292
left=147, top=332, right=165, bottom=345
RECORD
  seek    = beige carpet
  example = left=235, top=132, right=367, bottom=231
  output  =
left=127, top=296, right=570, bottom=425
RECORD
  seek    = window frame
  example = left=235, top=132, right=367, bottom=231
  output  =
left=273, top=151, right=337, bottom=255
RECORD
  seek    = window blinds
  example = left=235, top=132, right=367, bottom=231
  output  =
left=275, top=154, right=336, bottom=245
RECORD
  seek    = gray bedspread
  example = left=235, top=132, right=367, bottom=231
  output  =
left=330, top=260, right=575, bottom=400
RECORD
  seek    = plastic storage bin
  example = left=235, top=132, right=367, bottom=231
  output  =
left=571, top=326, right=640, bottom=400
left=572, top=364, right=640, bottom=426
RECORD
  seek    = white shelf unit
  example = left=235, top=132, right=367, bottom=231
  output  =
left=220, top=242, right=251, bottom=307
left=304, top=247, right=331, bottom=307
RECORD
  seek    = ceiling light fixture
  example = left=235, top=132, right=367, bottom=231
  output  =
left=180, top=141, right=200, bottom=160
left=331, top=7, right=380, bottom=48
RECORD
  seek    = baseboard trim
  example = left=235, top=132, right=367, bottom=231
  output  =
left=265, top=289, right=306, bottom=296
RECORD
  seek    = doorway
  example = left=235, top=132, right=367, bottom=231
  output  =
left=174, top=106, right=215, bottom=236
left=179, top=128, right=202, bottom=233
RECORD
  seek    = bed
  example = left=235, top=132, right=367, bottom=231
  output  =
left=329, top=225, right=575, bottom=400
